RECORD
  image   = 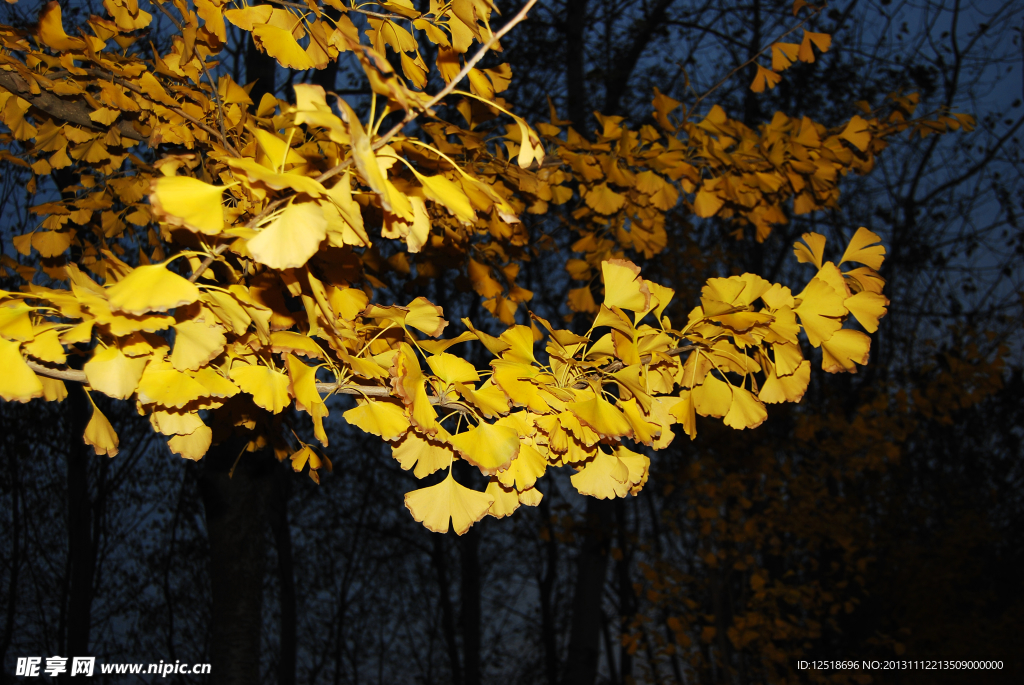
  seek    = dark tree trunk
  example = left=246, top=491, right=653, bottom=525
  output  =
left=459, top=528, right=482, bottom=685
left=565, top=0, right=589, bottom=128
left=562, top=498, right=614, bottom=685
left=64, top=380, right=96, bottom=669
left=269, top=470, right=297, bottom=685
left=200, top=441, right=274, bottom=685
left=246, top=26, right=279, bottom=106
left=538, top=492, right=560, bottom=685
left=431, top=535, right=463, bottom=685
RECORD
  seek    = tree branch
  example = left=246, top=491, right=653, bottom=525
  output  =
left=0, top=70, right=144, bottom=142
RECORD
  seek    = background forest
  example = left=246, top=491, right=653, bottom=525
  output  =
left=1, top=0, right=1023, bottom=684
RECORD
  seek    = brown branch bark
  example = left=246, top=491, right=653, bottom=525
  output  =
left=0, top=70, right=144, bottom=142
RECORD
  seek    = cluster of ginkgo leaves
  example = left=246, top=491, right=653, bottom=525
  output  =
left=0, top=0, right=953, bottom=533
left=1, top=226, right=888, bottom=533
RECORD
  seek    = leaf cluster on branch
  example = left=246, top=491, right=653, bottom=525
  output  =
left=0, top=0, right=969, bottom=534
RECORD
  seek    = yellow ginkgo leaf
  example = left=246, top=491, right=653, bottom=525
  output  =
left=795, top=277, right=847, bottom=346
left=619, top=397, right=660, bottom=446
left=840, top=116, right=872, bottom=152
left=248, top=202, right=328, bottom=270
left=405, top=297, right=448, bottom=337
left=771, top=42, right=801, bottom=71
left=252, top=23, right=315, bottom=69
left=230, top=364, right=290, bottom=413
left=449, top=422, right=520, bottom=476
left=456, top=381, right=510, bottom=418
left=669, top=390, right=697, bottom=440
left=168, top=425, right=213, bottom=461
left=602, top=259, right=651, bottom=312
left=750, top=64, right=782, bottom=93
left=338, top=99, right=391, bottom=211
left=427, top=352, right=480, bottom=384
left=171, top=321, right=226, bottom=371
left=417, top=172, right=476, bottom=224
left=137, top=360, right=210, bottom=408
left=0, top=337, right=43, bottom=403
left=38, top=1, right=87, bottom=51
left=759, top=360, right=811, bottom=404
left=150, top=176, right=226, bottom=235
left=344, top=400, right=409, bottom=441
left=568, top=393, right=632, bottom=438
left=40, top=376, right=68, bottom=402
left=692, top=375, right=732, bottom=418
left=107, top=264, right=201, bottom=315
left=24, top=328, right=66, bottom=364
left=518, top=486, right=543, bottom=506
left=150, top=409, right=205, bottom=436
left=192, top=367, right=240, bottom=398
left=0, top=302, right=34, bottom=341
left=821, top=329, right=872, bottom=373
left=722, top=386, right=767, bottom=430
left=585, top=183, right=626, bottom=215
left=839, top=227, right=886, bottom=270
left=570, top=451, right=630, bottom=499
left=693, top=186, right=724, bottom=217
left=486, top=478, right=521, bottom=518
left=404, top=472, right=494, bottom=535
left=392, top=430, right=455, bottom=478
left=799, top=30, right=832, bottom=63
left=495, top=440, right=548, bottom=491
left=615, top=446, right=650, bottom=493
left=498, top=325, right=537, bottom=364
left=844, top=290, right=889, bottom=333
left=84, top=346, right=147, bottom=399
left=83, top=398, right=119, bottom=457
left=793, top=232, right=827, bottom=269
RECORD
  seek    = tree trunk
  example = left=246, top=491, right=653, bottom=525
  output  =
left=200, top=441, right=274, bottom=685
left=269, top=469, right=297, bottom=685
left=565, top=0, right=589, bottom=128
left=459, top=527, right=482, bottom=685
left=562, top=498, right=613, bottom=685
left=65, top=381, right=95, bottom=668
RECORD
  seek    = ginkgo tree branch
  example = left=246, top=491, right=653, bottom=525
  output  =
left=0, top=70, right=145, bottom=142
left=26, top=342, right=699, bottom=410
left=689, top=5, right=823, bottom=114
left=187, top=0, right=540, bottom=284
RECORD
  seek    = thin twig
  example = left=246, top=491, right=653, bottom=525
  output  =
left=187, top=0, right=539, bottom=283
left=27, top=343, right=698, bottom=407
left=689, top=6, right=823, bottom=115
left=151, top=1, right=240, bottom=157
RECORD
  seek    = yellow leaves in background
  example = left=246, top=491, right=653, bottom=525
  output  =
left=752, top=31, right=830, bottom=92
left=405, top=472, right=494, bottom=535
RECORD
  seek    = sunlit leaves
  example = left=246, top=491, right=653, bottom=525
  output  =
left=0, top=337, right=43, bottom=403
left=247, top=202, right=328, bottom=270
left=405, top=472, right=494, bottom=535
left=107, top=265, right=201, bottom=315
left=449, top=422, right=520, bottom=476
left=84, top=346, right=147, bottom=399
left=150, top=177, right=227, bottom=235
